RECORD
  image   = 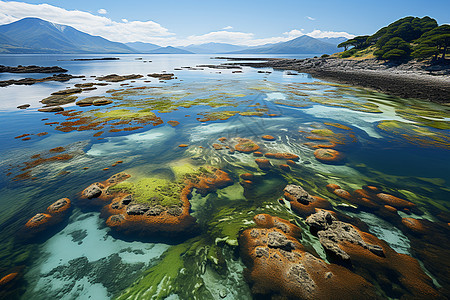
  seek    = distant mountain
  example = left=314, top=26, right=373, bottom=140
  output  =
left=125, top=42, right=161, bottom=52
left=0, top=17, right=135, bottom=54
left=179, top=42, right=249, bottom=54
left=147, top=46, right=193, bottom=54
left=317, top=37, right=348, bottom=46
left=228, top=35, right=338, bottom=54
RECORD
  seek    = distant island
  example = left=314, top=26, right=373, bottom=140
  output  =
left=0, top=17, right=342, bottom=55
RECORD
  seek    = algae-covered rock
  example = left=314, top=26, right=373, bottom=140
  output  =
left=239, top=214, right=378, bottom=299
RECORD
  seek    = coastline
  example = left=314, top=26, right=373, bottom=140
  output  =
left=216, top=57, right=450, bottom=104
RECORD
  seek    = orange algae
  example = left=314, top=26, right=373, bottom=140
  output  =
left=0, top=273, right=18, bottom=285
left=235, top=138, right=259, bottom=153
left=49, top=146, right=65, bottom=153
left=167, top=120, right=180, bottom=127
left=324, top=122, right=352, bottom=130
left=261, top=135, right=275, bottom=141
left=25, top=213, right=52, bottom=228
left=212, top=143, right=223, bottom=150
left=314, top=148, right=344, bottom=163
left=265, top=152, right=299, bottom=160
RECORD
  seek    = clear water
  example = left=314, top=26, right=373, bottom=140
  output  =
left=0, top=54, right=449, bottom=299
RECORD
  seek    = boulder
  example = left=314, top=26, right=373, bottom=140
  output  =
left=81, top=182, right=105, bottom=199
left=283, top=184, right=315, bottom=204
left=239, top=214, right=378, bottom=299
left=306, top=211, right=384, bottom=260
left=126, top=204, right=150, bottom=215
left=47, top=198, right=71, bottom=214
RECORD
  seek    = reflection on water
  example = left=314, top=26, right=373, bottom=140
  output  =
left=0, top=54, right=449, bottom=299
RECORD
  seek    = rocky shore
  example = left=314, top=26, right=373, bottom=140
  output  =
left=0, top=73, right=84, bottom=87
left=0, top=65, right=67, bottom=73
left=217, top=57, right=450, bottom=103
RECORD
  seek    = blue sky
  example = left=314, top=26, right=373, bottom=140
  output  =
left=0, top=0, right=449, bottom=46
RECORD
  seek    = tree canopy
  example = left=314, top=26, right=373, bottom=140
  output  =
left=412, top=25, right=450, bottom=60
left=338, top=16, right=449, bottom=61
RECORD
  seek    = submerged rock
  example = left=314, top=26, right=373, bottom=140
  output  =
left=96, top=74, right=143, bottom=82
left=261, top=135, right=276, bottom=141
left=235, top=138, right=260, bottom=153
left=255, top=158, right=272, bottom=170
left=265, top=152, right=299, bottom=160
left=313, top=148, right=344, bottom=163
left=148, top=73, right=175, bottom=80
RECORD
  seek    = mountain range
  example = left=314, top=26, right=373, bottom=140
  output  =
left=228, top=35, right=339, bottom=54
left=0, top=17, right=345, bottom=55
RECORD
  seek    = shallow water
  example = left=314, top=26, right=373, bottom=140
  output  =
left=0, top=54, right=449, bottom=299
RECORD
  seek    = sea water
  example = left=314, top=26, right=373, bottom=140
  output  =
left=0, top=53, right=448, bottom=299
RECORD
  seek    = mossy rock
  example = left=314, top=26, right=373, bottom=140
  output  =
left=109, top=178, right=183, bottom=207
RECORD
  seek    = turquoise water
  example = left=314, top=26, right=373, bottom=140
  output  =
left=0, top=54, right=449, bottom=299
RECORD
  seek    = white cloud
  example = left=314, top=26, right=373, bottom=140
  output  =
left=97, top=8, right=107, bottom=15
left=283, top=29, right=355, bottom=39
left=284, top=29, right=304, bottom=38
left=0, top=1, right=174, bottom=44
left=306, top=30, right=355, bottom=39
left=0, top=1, right=355, bottom=47
left=306, top=16, right=315, bottom=21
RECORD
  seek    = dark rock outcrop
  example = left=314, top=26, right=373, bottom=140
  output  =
left=0, top=74, right=84, bottom=87
left=306, top=210, right=384, bottom=260
left=96, top=74, right=143, bottom=82
left=82, top=182, right=105, bottom=199
left=283, top=184, right=315, bottom=204
left=239, top=214, right=378, bottom=299
left=0, top=65, right=67, bottom=73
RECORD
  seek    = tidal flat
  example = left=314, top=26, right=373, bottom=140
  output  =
left=0, top=54, right=449, bottom=299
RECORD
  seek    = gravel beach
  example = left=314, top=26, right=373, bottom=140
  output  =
left=217, top=57, right=450, bottom=103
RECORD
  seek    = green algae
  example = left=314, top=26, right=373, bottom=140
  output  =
left=94, top=109, right=157, bottom=121
left=310, top=129, right=336, bottom=137
left=308, top=96, right=383, bottom=113
left=170, top=162, right=198, bottom=180
left=197, top=110, right=240, bottom=121
left=376, top=120, right=450, bottom=149
left=109, top=178, right=183, bottom=207
left=116, top=240, right=195, bottom=300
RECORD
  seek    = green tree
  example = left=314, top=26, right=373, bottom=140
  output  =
left=374, top=37, right=411, bottom=60
left=412, top=25, right=450, bottom=60
left=368, top=16, right=438, bottom=50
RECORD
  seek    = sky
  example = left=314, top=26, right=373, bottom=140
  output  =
left=0, top=0, right=449, bottom=46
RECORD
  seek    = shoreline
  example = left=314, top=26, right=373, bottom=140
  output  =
left=216, top=57, right=450, bottom=104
